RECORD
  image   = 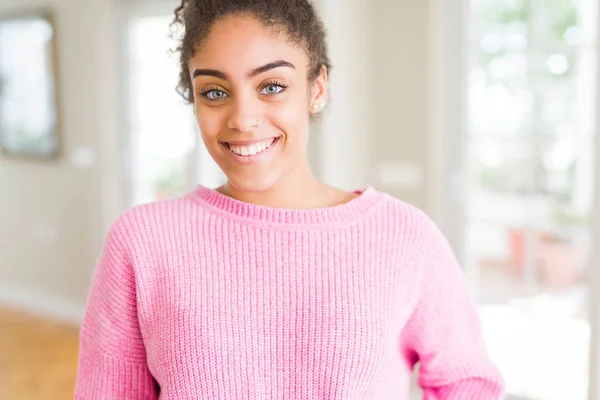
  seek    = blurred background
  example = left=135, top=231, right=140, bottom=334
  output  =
left=1, top=0, right=600, bottom=399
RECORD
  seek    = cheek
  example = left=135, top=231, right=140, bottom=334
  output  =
left=196, top=108, right=223, bottom=142
left=270, top=100, right=309, bottom=145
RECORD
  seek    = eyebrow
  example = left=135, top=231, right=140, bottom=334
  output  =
left=192, top=60, right=295, bottom=80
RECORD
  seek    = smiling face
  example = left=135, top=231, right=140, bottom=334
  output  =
left=188, top=14, right=327, bottom=193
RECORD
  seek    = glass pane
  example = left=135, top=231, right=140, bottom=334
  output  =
left=127, top=15, right=224, bottom=206
left=468, top=0, right=596, bottom=398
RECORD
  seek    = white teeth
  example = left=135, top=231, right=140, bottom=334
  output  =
left=227, top=138, right=275, bottom=156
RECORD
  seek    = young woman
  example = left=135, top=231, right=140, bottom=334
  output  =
left=74, top=0, right=505, bottom=398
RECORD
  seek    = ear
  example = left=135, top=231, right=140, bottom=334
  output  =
left=309, top=65, right=328, bottom=114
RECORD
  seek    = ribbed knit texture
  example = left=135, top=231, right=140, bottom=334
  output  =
left=74, top=186, right=505, bottom=399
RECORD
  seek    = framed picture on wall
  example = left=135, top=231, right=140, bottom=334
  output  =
left=0, top=11, right=60, bottom=159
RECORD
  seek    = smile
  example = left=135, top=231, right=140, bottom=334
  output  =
left=224, top=137, right=280, bottom=157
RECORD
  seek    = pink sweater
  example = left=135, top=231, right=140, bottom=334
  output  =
left=74, top=185, right=504, bottom=399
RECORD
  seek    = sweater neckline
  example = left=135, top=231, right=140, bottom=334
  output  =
left=188, top=185, right=383, bottom=226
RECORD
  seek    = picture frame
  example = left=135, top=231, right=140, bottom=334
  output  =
left=0, top=11, right=60, bottom=159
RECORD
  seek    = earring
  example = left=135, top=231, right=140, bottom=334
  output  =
left=312, top=103, right=322, bottom=111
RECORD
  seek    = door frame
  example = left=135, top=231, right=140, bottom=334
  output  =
left=588, top=1, right=600, bottom=397
left=427, top=0, right=470, bottom=277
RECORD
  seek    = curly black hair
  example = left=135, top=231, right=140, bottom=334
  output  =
left=171, top=0, right=331, bottom=104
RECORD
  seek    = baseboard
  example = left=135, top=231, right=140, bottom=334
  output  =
left=0, top=282, right=85, bottom=326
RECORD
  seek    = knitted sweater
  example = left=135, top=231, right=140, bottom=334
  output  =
left=74, top=185, right=504, bottom=399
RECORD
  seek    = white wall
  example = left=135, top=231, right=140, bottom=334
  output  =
left=316, top=0, right=431, bottom=206
left=369, top=0, right=431, bottom=206
left=0, top=0, right=119, bottom=323
left=315, top=0, right=371, bottom=191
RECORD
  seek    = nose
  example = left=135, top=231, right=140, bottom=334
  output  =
left=227, top=96, right=261, bottom=133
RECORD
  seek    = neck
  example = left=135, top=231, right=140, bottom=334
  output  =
left=218, top=164, right=355, bottom=209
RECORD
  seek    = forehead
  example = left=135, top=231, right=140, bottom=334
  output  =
left=189, top=15, right=309, bottom=77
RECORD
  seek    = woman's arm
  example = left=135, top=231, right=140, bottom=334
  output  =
left=74, top=218, right=158, bottom=400
left=402, top=216, right=505, bottom=400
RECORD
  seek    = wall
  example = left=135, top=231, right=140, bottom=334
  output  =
left=0, top=0, right=119, bottom=323
left=316, top=0, right=431, bottom=207
left=369, top=0, right=431, bottom=207
left=315, top=0, right=371, bottom=191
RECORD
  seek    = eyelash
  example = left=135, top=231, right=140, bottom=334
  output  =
left=199, top=81, right=289, bottom=102
left=262, top=80, right=289, bottom=95
left=199, top=86, right=226, bottom=101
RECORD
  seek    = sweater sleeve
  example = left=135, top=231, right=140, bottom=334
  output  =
left=402, top=216, right=505, bottom=400
left=74, top=218, right=158, bottom=400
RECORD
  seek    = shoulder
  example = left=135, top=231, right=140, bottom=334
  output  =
left=375, top=192, right=465, bottom=297
left=377, top=193, right=461, bottom=282
left=373, top=189, right=442, bottom=243
left=369, top=189, right=458, bottom=280
left=106, top=193, right=202, bottom=249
